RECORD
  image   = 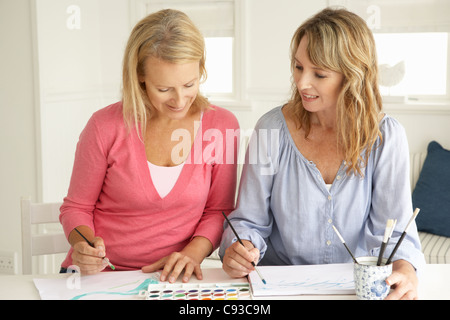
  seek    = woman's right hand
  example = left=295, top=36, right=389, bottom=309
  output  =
left=69, top=226, right=108, bottom=275
left=71, top=237, right=108, bottom=274
left=222, top=240, right=260, bottom=278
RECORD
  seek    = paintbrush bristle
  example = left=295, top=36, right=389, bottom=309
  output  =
left=382, top=219, right=395, bottom=241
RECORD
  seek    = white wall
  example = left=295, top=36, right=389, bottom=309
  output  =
left=1, top=0, right=449, bottom=271
left=0, top=0, right=38, bottom=258
left=229, top=0, right=329, bottom=134
left=385, top=105, right=450, bottom=154
left=245, top=0, right=327, bottom=98
left=0, top=0, right=130, bottom=270
left=36, top=0, right=130, bottom=203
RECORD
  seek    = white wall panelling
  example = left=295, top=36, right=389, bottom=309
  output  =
left=34, top=0, right=129, bottom=203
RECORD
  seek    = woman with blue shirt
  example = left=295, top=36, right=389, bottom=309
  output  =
left=220, top=8, right=425, bottom=300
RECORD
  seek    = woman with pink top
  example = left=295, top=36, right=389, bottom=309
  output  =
left=59, top=9, right=239, bottom=283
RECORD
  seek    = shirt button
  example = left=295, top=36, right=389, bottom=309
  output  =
left=326, top=240, right=332, bottom=246
left=336, top=175, right=341, bottom=180
left=328, top=195, right=332, bottom=201
left=328, top=219, right=333, bottom=224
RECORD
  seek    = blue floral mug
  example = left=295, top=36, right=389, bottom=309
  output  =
left=353, top=256, right=392, bottom=300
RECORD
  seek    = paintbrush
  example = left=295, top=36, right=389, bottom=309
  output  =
left=332, top=225, right=359, bottom=264
left=377, top=219, right=396, bottom=266
left=386, top=208, right=420, bottom=265
left=74, top=227, right=115, bottom=270
left=222, top=212, right=266, bottom=285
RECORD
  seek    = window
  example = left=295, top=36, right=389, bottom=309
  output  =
left=202, top=37, right=234, bottom=94
left=374, top=32, right=448, bottom=97
left=131, top=0, right=239, bottom=101
left=330, top=0, right=450, bottom=101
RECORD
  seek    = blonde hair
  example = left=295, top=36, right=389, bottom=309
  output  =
left=122, top=9, right=209, bottom=137
left=287, top=7, right=382, bottom=177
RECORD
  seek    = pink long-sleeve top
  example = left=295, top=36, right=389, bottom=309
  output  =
left=59, top=102, right=239, bottom=270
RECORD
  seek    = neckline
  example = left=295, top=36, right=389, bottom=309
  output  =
left=276, top=106, right=316, bottom=166
left=276, top=106, right=346, bottom=188
left=147, top=160, right=185, bottom=169
left=133, top=110, right=206, bottom=202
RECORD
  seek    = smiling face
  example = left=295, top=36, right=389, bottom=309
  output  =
left=293, top=36, right=344, bottom=115
left=139, top=56, right=200, bottom=120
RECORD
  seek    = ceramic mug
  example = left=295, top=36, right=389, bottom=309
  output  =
left=353, top=256, right=392, bottom=300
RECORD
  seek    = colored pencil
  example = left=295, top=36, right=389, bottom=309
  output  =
left=222, top=212, right=266, bottom=285
left=332, top=225, right=359, bottom=264
left=386, top=208, right=421, bottom=265
left=74, top=227, right=115, bottom=270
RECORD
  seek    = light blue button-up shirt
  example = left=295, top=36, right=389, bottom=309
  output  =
left=220, top=106, right=425, bottom=271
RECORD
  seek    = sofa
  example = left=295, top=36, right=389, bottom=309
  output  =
left=412, top=141, right=450, bottom=264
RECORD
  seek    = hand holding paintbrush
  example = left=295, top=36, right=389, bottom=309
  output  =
left=222, top=212, right=266, bottom=284
left=73, top=227, right=115, bottom=271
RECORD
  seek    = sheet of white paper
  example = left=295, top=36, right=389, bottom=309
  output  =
left=33, top=268, right=246, bottom=300
left=33, top=270, right=159, bottom=300
left=249, top=264, right=355, bottom=296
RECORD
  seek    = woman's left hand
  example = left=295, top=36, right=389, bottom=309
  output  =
left=385, top=259, right=419, bottom=300
left=142, top=251, right=203, bottom=283
left=141, top=236, right=212, bottom=283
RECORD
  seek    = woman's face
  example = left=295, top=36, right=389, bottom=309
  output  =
left=139, top=56, right=200, bottom=120
left=293, top=36, right=344, bottom=114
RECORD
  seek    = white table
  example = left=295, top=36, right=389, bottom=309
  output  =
left=0, top=264, right=449, bottom=300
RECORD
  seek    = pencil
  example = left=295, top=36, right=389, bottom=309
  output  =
left=386, top=208, right=420, bottom=265
left=332, top=225, right=359, bottom=264
left=377, top=219, right=396, bottom=266
left=74, top=227, right=115, bottom=270
left=222, top=212, right=266, bottom=285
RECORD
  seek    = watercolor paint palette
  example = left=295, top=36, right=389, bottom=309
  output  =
left=141, top=283, right=252, bottom=300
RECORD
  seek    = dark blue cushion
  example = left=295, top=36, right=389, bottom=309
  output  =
left=413, top=141, right=450, bottom=237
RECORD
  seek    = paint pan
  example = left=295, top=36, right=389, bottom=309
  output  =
left=142, top=282, right=252, bottom=300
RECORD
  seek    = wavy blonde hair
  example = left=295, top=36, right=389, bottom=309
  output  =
left=288, top=8, right=382, bottom=177
left=122, top=9, right=209, bottom=137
